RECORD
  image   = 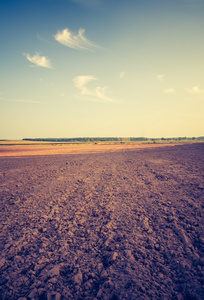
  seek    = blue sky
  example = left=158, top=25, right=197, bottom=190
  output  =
left=0, top=0, right=204, bottom=139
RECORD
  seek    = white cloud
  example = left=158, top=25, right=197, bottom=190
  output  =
left=73, top=75, right=118, bottom=103
left=157, top=74, right=165, bottom=82
left=73, top=75, right=97, bottom=94
left=187, top=85, right=204, bottom=95
left=24, top=53, right=52, bottom=68
left=54, top=28, right=99, bottom=51
left=164, top=88, right=175, bottom=94
left=120, top=71, right=127, bottom=79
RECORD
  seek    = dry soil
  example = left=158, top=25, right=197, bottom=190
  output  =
left=0, top=143, right=203, bottom=300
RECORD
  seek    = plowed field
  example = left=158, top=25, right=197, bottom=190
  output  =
left=0, top=143, right=203, bottom=299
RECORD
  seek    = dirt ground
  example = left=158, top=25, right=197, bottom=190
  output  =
left=0, top=143, right=203, bottom=300
left=0, top=142, right=182, bottom=157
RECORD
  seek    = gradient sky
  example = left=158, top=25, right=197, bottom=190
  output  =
left=0, top=0, right=204, bottom=139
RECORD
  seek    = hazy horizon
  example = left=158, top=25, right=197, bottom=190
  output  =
left=1, top=0, right=204, bottom=140
left=1, top=135, right=204, bottom=142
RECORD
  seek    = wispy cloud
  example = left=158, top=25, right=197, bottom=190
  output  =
left=73, top=75, right=118, bottom=103
left=187, top=85, right=204, bottom=95
left=54, top=28, right=99, bottom=51
left=36, top=34, right=48, bottom=43
left=164, top=88, right=175, bottom=94
left=157, top=74, right=165, bottom=82
left=73, top=75, right=97, bottom=94
left=24, top=52, right=52, bottom=68
left=120, top=71, right=127, bottom=79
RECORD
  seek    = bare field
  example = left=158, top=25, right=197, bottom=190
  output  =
left=0, top=143, right=203, bottom=299
left=0, top=142, right=187, bottom=157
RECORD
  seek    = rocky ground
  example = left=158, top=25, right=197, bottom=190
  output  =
left=0, top=143, right=203, bottom=299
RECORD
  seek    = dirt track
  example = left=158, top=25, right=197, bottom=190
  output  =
left=0, top=143, right=203, bottom=299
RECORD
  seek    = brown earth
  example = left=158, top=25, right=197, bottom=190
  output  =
left=0, top=142, right=184, bottom=157
left=0, top=143, right=203, bottom=300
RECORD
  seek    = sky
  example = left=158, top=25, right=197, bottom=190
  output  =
left=0, top=0, right=204, bottom=139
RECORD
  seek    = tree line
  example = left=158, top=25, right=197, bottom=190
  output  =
left=23, top=137, right=204, bottom=142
